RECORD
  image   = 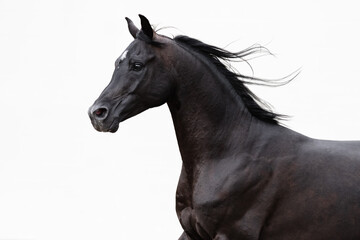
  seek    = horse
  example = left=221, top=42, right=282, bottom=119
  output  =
left=88, top=15, right=360, bottom=240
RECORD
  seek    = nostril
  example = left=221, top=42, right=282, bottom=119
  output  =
left=93, top=107, right=108, bottom=119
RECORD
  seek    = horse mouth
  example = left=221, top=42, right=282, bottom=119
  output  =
left=89, top=94, right=143, bottom=133
left=109, top=121, right=120, bottom=133
left=90, top=117, right=120, bottom=133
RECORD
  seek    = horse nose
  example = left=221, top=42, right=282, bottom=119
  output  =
left=89, top=105, right=109, bottom=120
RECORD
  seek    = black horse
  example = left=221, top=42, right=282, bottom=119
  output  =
left=89, top=15, right=360, bottom=240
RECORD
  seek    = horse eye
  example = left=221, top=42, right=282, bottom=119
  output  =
left=131, top=62, right=144, bottom=72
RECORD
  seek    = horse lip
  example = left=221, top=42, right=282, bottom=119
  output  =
left=89, top=115, right=119, bottom=133
left=109, top=124, right=119, bottom=133
left=108, top=119, right=120, bottom=133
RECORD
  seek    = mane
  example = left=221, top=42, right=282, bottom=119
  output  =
left=173, top=35, right=289, bottom=125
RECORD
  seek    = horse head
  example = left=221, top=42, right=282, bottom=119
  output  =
left=88, top=15, right=174, bottom=132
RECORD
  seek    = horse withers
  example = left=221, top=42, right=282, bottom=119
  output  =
left=89, top=15, right=360, bottom=240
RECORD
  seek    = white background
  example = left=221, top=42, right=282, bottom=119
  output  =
left=1, top=0, right=359, bottom=239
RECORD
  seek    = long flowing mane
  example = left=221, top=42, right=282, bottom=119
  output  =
left=173, top=35, right=287, bottom=125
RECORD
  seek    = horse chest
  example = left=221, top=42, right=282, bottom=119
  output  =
left=176, top=158, right=272, bottom=239
left=176, top=167, right=232, bottom=239
left=177, top=193, right=232, bottom=240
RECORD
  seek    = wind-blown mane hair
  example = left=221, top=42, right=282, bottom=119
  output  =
left=173, top=35, right=288, bottom=125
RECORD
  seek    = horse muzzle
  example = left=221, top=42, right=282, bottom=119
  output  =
left=88, top=104, right=119, bottom=133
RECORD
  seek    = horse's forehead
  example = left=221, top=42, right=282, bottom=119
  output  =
left=129, top=40, right=154, bottom=53
left=119, top=50, right=128, bottom=61
left=116, top=41, right=142, bottom=63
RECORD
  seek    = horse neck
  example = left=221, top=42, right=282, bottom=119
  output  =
left=166, top=44, right=270, bottom=170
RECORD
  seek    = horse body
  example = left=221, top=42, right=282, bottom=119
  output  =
left=169, top=49, right=360, bottom=239
left=173, top=88, right=360, bottom=240
left=89, top=15, right=360, bottom=239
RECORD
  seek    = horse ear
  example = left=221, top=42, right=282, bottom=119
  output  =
left=125, top=17, right=139, bottom=39
left=139, top=14, right=153, bottom=39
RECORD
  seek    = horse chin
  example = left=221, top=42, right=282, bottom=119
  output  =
left=91, top=120, right=119, bottom=133
left=109, top=123, right=120, bottom=133
left=104, top=119, right=120, bottom=133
